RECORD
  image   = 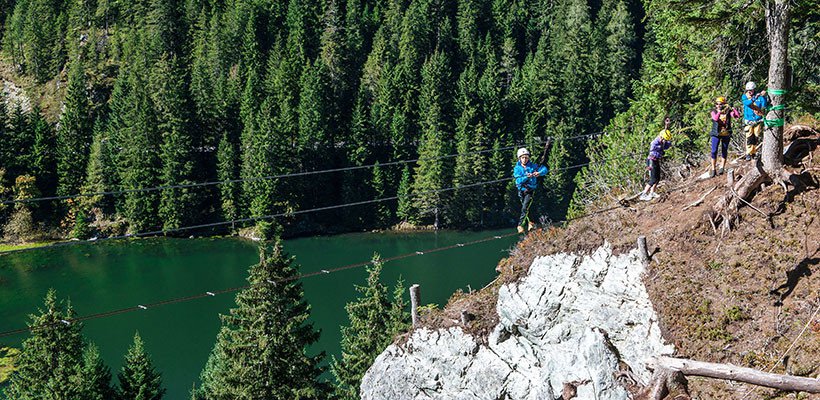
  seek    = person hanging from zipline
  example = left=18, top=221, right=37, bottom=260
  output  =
left=741, top=81, right=767, bottom=161
left=708, top=96, right=741, bottom=177
left=639, top=117, right=673, bottom=201
left=513, top=146, right=548, bottom=234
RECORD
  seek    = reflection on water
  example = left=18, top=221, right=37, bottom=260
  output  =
left=0, top=230, right=516, bottom=399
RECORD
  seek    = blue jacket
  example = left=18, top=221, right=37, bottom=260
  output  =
left=742, top=93, right=767, bottom=122
left=514, top=161, right=548, bottom=192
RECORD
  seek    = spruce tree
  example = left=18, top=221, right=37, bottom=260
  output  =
left=152, top=54, right=197, bottom=231
left=118, top=70, right=161, bottom=232
left=57, top=58, right=93, bottom=199
left=411, top=50, right=454, bottom=227
left=4, top=290, right=88, bottom=399
left=117, top=332, right=165, bottom=400
left=78, top=344, right=116, bottom=400
left=198, top=240, right=330, bottom=400
left=330, top=256, right=407, bottom=400
left=29, top=105, right=56, bottom=201
left=4, top=103, right=32, bottom=182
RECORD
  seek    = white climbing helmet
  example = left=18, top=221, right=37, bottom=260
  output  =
left=517, top=148, right=531, bottom=159
left=745, top=81, right=756, bottom=91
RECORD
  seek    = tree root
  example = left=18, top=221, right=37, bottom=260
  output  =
left=635, top=367, right=691, bottom=400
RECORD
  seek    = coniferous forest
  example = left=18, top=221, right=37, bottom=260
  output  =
left=0, top=0, right=818, bottom=398
left=0, top=0, right=650, bottom=240
left=0, top=0, right=816, bottom=240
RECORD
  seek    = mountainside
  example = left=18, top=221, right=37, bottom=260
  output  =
left=363, top=125, right=820, bottom=399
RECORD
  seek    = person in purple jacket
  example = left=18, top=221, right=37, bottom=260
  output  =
left=708, top=96, right=741, bottom=177
left=639, top=117, right=673, bottom=201
left=513, top=147, right=548, bottom=233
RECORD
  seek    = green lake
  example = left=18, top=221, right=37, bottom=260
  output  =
left=0, top=230, right=517, bottom=399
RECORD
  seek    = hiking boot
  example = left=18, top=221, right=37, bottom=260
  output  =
left=718, top=167, right=724, bottom=175
left=528, top=221, right=536, bottom=231
left=708, top=169, right=716, bottom=178
left=517, top=225, right=525, bottom=234
left=650, top=192, right=660, bottom=199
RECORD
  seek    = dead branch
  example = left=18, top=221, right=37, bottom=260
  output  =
left=730, top=186, right=768, bottom=217
left=648, top=356, right=820, bottom=393
left=683, top=186, right=717, bottom=211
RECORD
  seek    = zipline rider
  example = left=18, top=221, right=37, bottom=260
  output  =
left=513, top=147, right=548, bottom=234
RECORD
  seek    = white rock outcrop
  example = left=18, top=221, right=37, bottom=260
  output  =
left=360, top=243, right=674, bottom=400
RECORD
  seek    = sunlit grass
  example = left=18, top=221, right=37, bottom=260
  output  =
left=0, top=242, right=53, bottom=253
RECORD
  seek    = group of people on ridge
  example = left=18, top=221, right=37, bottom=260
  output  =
left=512, top=81, right=769, bottom=233
left=635, top=80, right=768, bottom=201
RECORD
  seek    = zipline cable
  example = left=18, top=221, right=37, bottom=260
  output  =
left=1, top=132, right=604, bottom=205
left=0, top=158, right=703, bottom=339
left=3, top=150, right=641, bottom=256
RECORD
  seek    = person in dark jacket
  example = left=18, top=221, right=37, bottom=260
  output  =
left=639, top=117, right=673, bottom=201
left=513, top=147, right=548, bottom=233
left=709, top=96, right=741, bottom=177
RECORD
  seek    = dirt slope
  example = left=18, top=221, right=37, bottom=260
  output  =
left=424, top=125, right=820, bottom=399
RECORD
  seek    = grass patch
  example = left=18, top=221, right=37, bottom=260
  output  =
left=0, top=241, right=53, bottom=253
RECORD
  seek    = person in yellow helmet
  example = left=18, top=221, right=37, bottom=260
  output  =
left=708, top=96, right=740, bottom=177
left=639, top=117, right=673, bottom=201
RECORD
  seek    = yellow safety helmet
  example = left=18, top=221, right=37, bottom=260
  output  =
left=661, top=130, right=672, bottom=141
left=715, top=96, right=726, bottom=104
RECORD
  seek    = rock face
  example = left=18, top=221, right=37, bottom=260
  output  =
left=360, top=243, right=674, bottom=400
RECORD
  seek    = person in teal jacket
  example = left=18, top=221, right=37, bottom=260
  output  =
left=741, top=81, right=768, bottom=160
left=513, top=147, right=548, bottom=233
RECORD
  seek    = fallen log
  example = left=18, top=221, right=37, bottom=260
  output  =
left=648, top=356, right=820, bottom=393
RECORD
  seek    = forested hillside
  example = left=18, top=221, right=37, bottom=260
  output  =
left=0, top=0, right=817, bottom=242
left=0, top=0, right=644, bottom=241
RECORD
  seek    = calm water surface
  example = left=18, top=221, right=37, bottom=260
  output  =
left=0, top=230, right=516, bottom=399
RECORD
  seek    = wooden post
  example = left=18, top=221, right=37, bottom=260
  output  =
left=726, top=168, right=734, bottom=188
left=649, top=356, right=820, bottom=393
left=410, top=284, right=421, bottom=327
left=637, top=236, right=649, bottom=264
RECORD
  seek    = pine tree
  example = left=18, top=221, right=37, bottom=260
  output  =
left=78, top=344, right=116, bottom=400
left=57, top=58, right=93, bottom=199
left=198, top=240, right=330, bottom=400
left=4, top=103, right=32, bottom=182
left=3, top=290, right=87, bottom=399
left=395, top=164, right=413, bottom=222
left=29, top=105, right=56, bottom=201
left=151, top=54, right=197, bottom=231
left=411, top=50, right=454, bottom=227
left=118, top=70, right=161, bottom=232
left=117, top=332, right=165, bottom=400
left=330, top=256, right=408, bottom=400
left=21, top=0, right=66, bottom=81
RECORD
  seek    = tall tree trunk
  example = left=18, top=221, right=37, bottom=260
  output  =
left=712, top=0, right=792, bottom=231
left=761, top=0, right=790, bottom=179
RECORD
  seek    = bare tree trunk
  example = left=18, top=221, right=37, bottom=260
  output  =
left=712, top=0, right=791, bottom=229
left=762, top=0, right=790, bottom=180
left=650, top=356, right=820, bottom=393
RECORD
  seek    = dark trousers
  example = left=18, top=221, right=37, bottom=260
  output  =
left=518, top=190, right=533, bottom=226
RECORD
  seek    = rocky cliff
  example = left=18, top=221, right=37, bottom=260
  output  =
left=360, top=243, right=673, bottom=400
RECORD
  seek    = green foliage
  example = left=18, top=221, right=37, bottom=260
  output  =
left=198, top=240, right=330, bottom=399
left=330, top=255, right=408, bottom=400
left=412, top=50, right=454, bottom=226
left=57, top=59, right=93, bottom=199
left=3, top=289, right=114, bottom=400
left=0, top=346, right=21, bottom=384
left=117, top=332, right=165, bottom=400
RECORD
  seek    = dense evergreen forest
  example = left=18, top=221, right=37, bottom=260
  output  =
left=0, top=0, right=817, bottom=241
left=0, top=0, right=649, bottom=240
